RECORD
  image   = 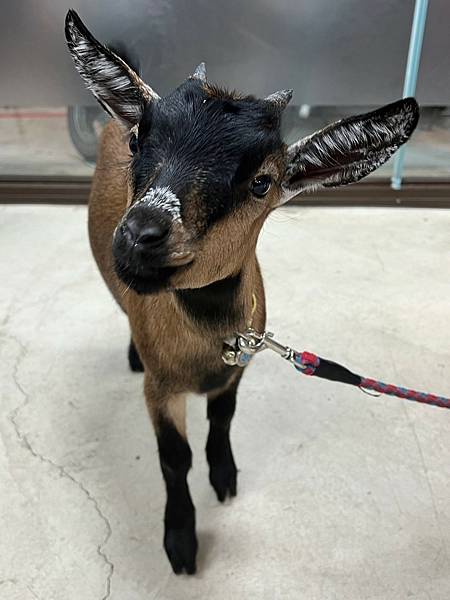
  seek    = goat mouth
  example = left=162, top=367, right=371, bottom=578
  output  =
left=165, top=251, right=195, bottom=267
left=114, top=258, right=176, bottom=295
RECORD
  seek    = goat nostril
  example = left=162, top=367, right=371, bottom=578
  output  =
left=136, top=222, right=169, bottom=247
left=120, top=222, right=134, bottom=243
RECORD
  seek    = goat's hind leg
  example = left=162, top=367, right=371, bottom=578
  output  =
left=206, top=371, right=242, bottom=502
left=145, top=378, right=197, bottom=574
left=128, top=337, right=144, bottom=372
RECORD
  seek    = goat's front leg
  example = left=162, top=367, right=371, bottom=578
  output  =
left=145, top=376, right=197, bottom=574
left=206, top=371, right=243, bottom=502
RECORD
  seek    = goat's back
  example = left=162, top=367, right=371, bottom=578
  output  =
left=88, top=120, right=129, bottom=311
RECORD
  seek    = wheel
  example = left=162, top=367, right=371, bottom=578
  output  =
left=67, top=105, right=108, bottom=162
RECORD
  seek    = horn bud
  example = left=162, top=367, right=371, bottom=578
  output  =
left=265, top=89, right=293, bottom=110
left=191, top=62, right=207, bottom=82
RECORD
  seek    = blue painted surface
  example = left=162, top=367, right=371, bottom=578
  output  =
left=391, top=0, right=429, bottom=190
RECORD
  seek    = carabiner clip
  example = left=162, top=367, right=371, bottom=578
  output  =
left=222, top=329, right=265, bottom=367
left=222, top=328, right=300, bottom=368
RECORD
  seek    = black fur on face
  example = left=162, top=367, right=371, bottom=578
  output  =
left=65, top=10, right=419, bottom=297
left=129, top=79, right=285, bottom=232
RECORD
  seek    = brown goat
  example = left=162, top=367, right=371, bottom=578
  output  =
left=65, top=9, right=419, bottom=574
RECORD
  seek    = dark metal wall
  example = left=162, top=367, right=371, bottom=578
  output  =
left=1, top=1, right=448, bottom=107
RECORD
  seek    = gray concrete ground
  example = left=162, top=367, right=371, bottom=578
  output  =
left=1, top=205, right=450, bottom=600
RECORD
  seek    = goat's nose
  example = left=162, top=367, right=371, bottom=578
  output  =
left=136, top=222, right=169, bottom=247
left=121, top=215, right=170, bottom=249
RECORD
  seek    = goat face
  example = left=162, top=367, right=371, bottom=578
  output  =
left=115, top=80, right=288, bottom=294
left=65, top=10, right=419, bottom=295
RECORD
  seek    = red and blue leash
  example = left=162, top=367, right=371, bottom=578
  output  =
left=223, top=329, right=450, bottom=410
left=294, top=351, right=450, bottom=410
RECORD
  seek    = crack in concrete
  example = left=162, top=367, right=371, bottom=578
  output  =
left=27, top=585, right=43, bottom=600
left=8, top=334, right=114, bottom=600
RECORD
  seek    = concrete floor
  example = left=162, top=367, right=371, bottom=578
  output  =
left=1, top=205, right=450, bottom=600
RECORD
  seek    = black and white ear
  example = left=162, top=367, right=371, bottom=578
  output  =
left=65, top=9, right=159, bottom=127
left=281, top=98, right=419, bottom=203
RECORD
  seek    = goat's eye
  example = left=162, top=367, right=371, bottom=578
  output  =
left=250, top=175, right=272, bottom=198
left=129, top=133, right=138, bottom=154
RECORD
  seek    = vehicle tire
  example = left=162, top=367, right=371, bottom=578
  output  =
left=67, top=105, right=107, bottom=162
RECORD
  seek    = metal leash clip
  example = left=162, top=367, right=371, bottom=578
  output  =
left=222, top=328, right=298, bottom=367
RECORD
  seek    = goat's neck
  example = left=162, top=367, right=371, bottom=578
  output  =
left=174, top=250, right=260, bottom=335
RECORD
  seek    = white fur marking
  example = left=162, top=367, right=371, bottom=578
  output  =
left=136, top=187, right=181, bottom=221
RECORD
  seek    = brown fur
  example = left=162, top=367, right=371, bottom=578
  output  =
left=66, top=7, right=420, bottom=574
left=89, top=121, right=278, bottom=437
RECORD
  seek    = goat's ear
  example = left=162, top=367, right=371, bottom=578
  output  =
left=280, top=98, right=419, bottom=203
left=65, top=9, right=159, bottom=127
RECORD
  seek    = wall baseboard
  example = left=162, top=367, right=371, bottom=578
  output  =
left=0, top=176, right=449, bottom=208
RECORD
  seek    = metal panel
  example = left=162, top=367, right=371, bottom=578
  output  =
left=416, top=0, right=450, bottom=103
left=0, top=0, right=425, bottom=107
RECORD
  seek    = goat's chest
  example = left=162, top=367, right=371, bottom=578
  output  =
left=159, top=338, right=240, bottom=395
left=132, top=318, right=239, bottom=396
left=195, top=361, right=239, bottom=395
left=128, top=289, right=250, bottom=395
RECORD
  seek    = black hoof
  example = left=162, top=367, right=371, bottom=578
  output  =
left=209, top=456, right=237, bottom=502
left=128, top=339, right=144, bottom=372
left=164, top=523, right=198, bottom=575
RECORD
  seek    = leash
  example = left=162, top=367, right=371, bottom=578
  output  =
left=222, top=329, right=450, bottom=410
